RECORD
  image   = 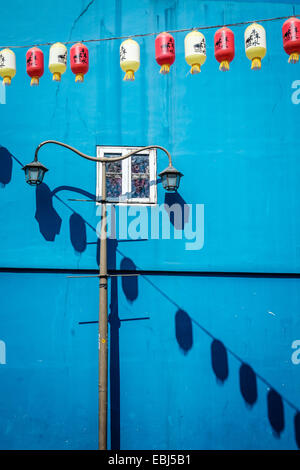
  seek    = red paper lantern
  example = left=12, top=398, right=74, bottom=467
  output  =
left=214, top=27, right=235, bottom=71
left=155, top=32, right=175, bottom=74
left=70, top=43, right=89, bottom=82
left=282, top=17, right=300, bottom=63
left=26, top=47, right=44, bottom=86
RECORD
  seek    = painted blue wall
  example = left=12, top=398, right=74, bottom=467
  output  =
left=0, top=0, right=300, bottom=449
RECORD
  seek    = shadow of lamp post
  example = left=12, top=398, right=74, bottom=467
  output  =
left=22, top=140, right=183, bottom=450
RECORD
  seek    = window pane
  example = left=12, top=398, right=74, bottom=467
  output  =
left=131, top=154, right=150, bottom=199
left=104, top=153, right=122, bottom=199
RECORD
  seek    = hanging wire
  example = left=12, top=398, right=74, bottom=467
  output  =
left=0, top=13, right=298, bottom=50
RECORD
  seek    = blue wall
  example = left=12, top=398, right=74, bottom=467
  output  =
left=0, top=0, right=300, bottom=449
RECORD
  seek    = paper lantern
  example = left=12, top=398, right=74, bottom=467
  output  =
left=155, top=32, right=175, bottom=74
left=214, top=27, right=235, bottom=71
left=0, top=48, right=16, bottom=85
left=49, top=42, right=67, bottom=81
left=120, top=39, right=140, bottom=81
left=245, top=23, right=266, bottom=70
left=70, top=43, right=89, bottom=82
left=184, top=31, right=206, bottom=74
left=282, top=17, right=300, bottom=63
left=26, top=47, right=44, bottom=86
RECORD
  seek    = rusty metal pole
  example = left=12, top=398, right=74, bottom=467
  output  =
left=98, top=160, right=108, bottom=450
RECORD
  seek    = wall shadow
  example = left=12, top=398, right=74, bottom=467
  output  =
left=51, top=185, right=96, bottom=201
left=0, top=146, right=12, bottom=187
left=69, top=212, right=87, bottom=253
left=26, top=176, right=300, bottom=448
left=164, top=192, right=189, bottom=230
left=239, top=363, right=258, bottom=407
left=35, top=183, right=62, bottom=241
left=107, top=242, right=300, bottom=448
left=267, top=389, right=285, bottom=437
left=108, top=237, right=121, bottom=450
left=35, top=183, right=96, bottom=244
left=294, top=412, right=300, bottom=449
left=175, top=309, right=193, bottom=354
left=211, top=339, right=229, bottom=384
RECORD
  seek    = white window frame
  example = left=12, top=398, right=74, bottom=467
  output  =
left=96, top=146, right=157, bottom=205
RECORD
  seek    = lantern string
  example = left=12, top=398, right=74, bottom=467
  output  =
left=0, top=13, right=299, bottom=49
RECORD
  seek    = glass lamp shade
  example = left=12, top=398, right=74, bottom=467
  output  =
left=158, top=165, right=183, bottom=192
left=22, top=161, right=48, bottom=185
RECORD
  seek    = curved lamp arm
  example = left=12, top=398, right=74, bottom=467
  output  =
left=24, top=139, right=182, bottom=191
left=34, top=140, right=173, bottom=166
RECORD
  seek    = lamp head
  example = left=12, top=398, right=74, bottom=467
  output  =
left=22, top=160, right=48, bottom=186
left=159, top=165, right=183, bottom=192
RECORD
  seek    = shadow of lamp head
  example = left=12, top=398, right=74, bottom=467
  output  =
left=35, top=183, right=62, bottom=241
left=120, top=257, right=138, bottom=303
left=164, top=191, right=189, bottom=230
left=69, top=212, right=87, bottom=253
left=0, top=146, right=13, bottom=187
left=22, top=160, right=48, bottom=186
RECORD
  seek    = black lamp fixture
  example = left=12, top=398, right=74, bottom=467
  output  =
left=22, top=160, right=48, bottom=186
left=158, top=164, right=183, bottom=192
left=22, top=142, right=183, bottom=192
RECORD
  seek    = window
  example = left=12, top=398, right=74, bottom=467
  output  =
left=96, top=146, right=157, bottom=204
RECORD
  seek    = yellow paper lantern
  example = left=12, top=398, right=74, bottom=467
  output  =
left=120, top=39, right=140, bottom=81
left=0, top=48, right=16, bottom=85
left=245, top=23, right=267, bottom=70
left=184, top=31, right=206, bottom=74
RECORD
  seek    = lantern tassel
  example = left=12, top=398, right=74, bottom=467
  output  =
left=124, top=70, right=135, bottom=81
left=219, top=61, right=230, bottom=72
left=288, top=53, right=299, bottom=64
left=30, top=77, right=39, bottom=86
left=191, top=64, right=201, bottom=74
left=75, top=73, right=84, bottom=83
left=3, top=76, right=11, bottom=86
left=251, top=58, right=261, bottom=70
left=52, top=72, right=61, bottom=81
left=160, top=64, right=170, bottom=74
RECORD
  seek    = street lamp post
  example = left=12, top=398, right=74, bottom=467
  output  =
left=22, top=140, right=183, bottom=450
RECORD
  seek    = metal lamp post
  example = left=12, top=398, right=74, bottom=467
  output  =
left=22, top=140, right=183, bottom=450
